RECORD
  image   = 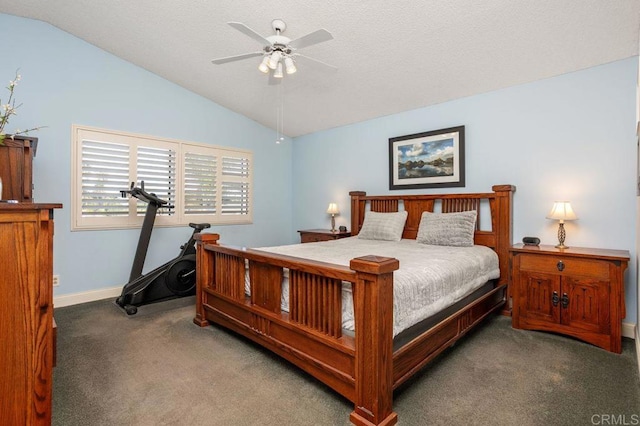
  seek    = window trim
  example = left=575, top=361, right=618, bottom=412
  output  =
left=71, top=124, right=253, bottom=231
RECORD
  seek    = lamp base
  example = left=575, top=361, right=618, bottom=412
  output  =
left=330, top=215, right=336, bottom=233
left=555, top=222, right=568, bottom=250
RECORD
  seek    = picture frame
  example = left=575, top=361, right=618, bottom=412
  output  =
left=388, top=125, right=465, bottom=190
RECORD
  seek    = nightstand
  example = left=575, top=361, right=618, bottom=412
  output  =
left=298, top=229, right=352, bottom=243
left=510, top=244, right=629, bottom=353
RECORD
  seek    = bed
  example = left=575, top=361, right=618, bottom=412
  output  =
left=194, top=185, right=515, bottom=426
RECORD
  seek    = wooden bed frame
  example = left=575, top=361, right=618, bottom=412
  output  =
left=194, top=185, right=515, bottom=426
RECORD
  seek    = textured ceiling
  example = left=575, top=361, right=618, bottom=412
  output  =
left=1, top=1, right=638, bottom=137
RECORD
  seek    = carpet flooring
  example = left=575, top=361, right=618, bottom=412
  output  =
left=52, top=297, right=640, bottom=425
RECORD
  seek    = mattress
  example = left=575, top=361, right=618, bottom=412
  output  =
left=248, top=237, right=500, bottom=337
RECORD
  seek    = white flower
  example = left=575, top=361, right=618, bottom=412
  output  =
left=9, top=76, right=19, bottom=87
left=0, top=70, right=44, bottom=144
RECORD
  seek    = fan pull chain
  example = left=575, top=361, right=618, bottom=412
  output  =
left=276, top=83, right=284, bottom=144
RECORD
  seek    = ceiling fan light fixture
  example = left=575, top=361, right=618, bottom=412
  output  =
left=211, top=20, right=336, bottom=83
left=284, top=56, right=297, bottom=74
left=258, top=56, right=270, bottom=73
left=274, top=62, right=284, bottom=78
left=268, top=50, right=282, bottom=69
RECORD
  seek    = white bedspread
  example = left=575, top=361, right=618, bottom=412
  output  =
left=250, top=237, right=500, bottom=337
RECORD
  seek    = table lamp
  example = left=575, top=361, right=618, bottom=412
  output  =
left=546, top=201, right=578, bottom=249
left=326, top=203, right=339, bottom=232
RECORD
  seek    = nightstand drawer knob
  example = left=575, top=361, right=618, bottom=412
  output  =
left=561, top=293, right=569, bottom=308
left=556, top=260, right=565, bottom=271
left=552, top=291, right=559, bottom=307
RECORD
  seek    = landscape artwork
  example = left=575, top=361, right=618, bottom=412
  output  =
left=388, top=126, right=465, bottom=190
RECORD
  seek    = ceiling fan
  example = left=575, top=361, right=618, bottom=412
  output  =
left=211, top=19, right=337, bottom=81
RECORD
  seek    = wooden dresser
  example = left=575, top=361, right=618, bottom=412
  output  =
left=510, top=244, right=629, bottom=353
left=0, top=202, right=62, bottom=424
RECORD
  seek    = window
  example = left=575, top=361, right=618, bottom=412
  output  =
left=72, top=125, right=252, bottom=230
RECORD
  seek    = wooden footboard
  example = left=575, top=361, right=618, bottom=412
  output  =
left=194, top=185, right=515, bottom=426
left=194, top=234, right=400, bottom=425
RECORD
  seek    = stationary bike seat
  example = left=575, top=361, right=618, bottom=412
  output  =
left=189, top=223, right=211, bottom=231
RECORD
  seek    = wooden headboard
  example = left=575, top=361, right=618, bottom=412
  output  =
left=349, top=185, right=515, bottom=285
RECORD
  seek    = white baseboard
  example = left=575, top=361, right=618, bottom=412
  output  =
left=622, top=322, right=636, bottom=339
left=53, top=286, right=122, bottom=308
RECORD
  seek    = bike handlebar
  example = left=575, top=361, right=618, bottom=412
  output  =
left=120, top=182, right=169, bottom=206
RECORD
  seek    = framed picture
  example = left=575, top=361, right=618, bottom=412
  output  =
left=388, top=125, right=465, bottom=190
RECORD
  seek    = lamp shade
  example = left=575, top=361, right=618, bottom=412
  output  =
left=273, top=62, right=284, bottom=78
left=258, top=56, right=270, bottom=73
left=546, top=201, right=578, bottom=222
left=268, top=51, right=282, bottom=70
left=326, top=203, right=339, bottom=215
left=284, top=56, right=297, bottom=74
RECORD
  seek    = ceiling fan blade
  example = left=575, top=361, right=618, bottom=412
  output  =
left=211, top=52, right=263, bottom=65
left=294, top=54, right=338, bottom=72
left=228, top=22, right=271, bottom=45
left=288, top=29, right=333, bottom=50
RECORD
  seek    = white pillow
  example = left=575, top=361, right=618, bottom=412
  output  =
left=357, top=211, right=408, bottom=241
left=416, top=210, right=477, bottom=247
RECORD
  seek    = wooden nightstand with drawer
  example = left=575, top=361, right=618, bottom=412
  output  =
left=510, top=244, right=629, bottom=353
left=298, top=229, right=351, bottom=243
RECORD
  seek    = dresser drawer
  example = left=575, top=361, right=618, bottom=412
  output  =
left=299, top=229, right=351, bottom=243
left=518, top=253, right=609, bottom=279
left=301, top=234, right=331, bottom=243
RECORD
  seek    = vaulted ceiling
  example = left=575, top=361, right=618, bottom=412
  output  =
left=1, top=1, right=638, bottom=137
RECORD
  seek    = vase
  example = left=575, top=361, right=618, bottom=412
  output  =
left=0, top=135, right=37, bottom=202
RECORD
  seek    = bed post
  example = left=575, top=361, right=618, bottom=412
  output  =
left=350, top=191, right=366, bottom=236
left=491, top=185, right=515, bottom=315
left=193, top=233, right=220, bottom=327
left=349, top=255, right=400, bottom=426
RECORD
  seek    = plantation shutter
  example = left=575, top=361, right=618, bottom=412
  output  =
left=184, top=151, right=217, bottom=215
left=73, top=125, right=253, bottom=230
left=136, top=146, right=176, bottom=216
left=221, top=155, right=250, bottom=216
left=80, top=140, right=130, bottom=217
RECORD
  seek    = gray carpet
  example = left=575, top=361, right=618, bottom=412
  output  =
left=53, top=297, right=640, bottom=426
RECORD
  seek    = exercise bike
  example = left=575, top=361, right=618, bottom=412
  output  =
left=115, top=181, right=210, bottom=315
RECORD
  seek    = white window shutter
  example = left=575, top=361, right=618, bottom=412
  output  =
left=184, top=151, right=217, bottom=215
left=80, top=140, right=130, bottom=217
left=136, top=146, right=176, bottom=216
left=72, top=125, right=253, bottom=230
left=221, top=155, right=250, bottom=216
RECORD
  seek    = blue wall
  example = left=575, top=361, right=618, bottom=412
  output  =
left=3, top=13, right=637, bottom=326
left=293, top=58, right=639, bottom=325
left=0, top=14, right=293, bottom=296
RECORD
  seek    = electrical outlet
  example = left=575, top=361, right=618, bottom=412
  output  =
left=53, top=275, right=60, bottom=286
